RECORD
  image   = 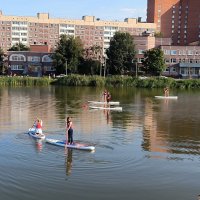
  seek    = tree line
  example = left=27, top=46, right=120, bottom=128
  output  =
left=0, top=32, right=166, bottom=76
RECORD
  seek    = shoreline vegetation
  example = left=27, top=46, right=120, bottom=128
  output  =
left=0, top=75, right=200, bottom=89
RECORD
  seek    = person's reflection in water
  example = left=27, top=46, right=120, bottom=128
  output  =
left=35, top=139, right=43, bottom=152
left=104, top=109, right=112, bottom=124
left=65, top=148, right=73, bottom=176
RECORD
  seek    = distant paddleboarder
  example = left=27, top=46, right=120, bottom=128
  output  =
left=164, top=87, right=169, bottom=97
left=102, top=89, right=107, bottom=102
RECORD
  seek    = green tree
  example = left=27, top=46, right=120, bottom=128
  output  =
left=154, top=32, right=163, bottom=38
left=8, top=42, right=30, bottom=51
left=78, top=58, right=100, bottom=75
left=0, top=48, right=4, bottom=63
left=81, top=45, right=102, bottom=75
left=52, top=35, right=84, bottom=74
left=106, top=32, right=136, bottom=75
left=142, top=48, right=166, bottom=76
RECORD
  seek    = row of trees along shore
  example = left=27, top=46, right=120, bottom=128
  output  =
left=1, top=31, right=200, bottom=88
left=51, top=32, right=165, bottom=76
left=0, top=32, right=165, bottom=76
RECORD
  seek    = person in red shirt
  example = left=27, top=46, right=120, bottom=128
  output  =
left=36, top=119, right=43, bottom=135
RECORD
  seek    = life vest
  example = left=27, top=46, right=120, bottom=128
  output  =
left=36, top=122, right=42, bottom=129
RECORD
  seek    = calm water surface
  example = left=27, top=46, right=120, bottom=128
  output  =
left=0, top=86, right=200, bottom=200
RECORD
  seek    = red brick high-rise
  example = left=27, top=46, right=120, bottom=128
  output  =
left=147, top=0, right=200, bottom=45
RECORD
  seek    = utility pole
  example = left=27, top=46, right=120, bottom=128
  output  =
left=99, top=55, right=102, bottom=76
left=65, top=60, right=68, bottom=76
left=132, top=58, right=138, bottom=78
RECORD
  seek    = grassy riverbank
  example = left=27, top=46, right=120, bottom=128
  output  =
left=0, top=76, right=52, bottom=86
left=1, top=75, right=200, bottom=89
left=54, top=75, right=200, bottom=89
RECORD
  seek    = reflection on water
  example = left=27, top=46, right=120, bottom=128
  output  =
left=65, top=148, right=73, bottom=176
left=0, top=86, right=200, bottom=200
left=35, top=139, right=43, bottom=152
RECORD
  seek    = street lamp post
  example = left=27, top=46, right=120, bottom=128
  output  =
left=103, top=56, right=107, bottom=78
left=99, top=55, right=102, bottom=76
left=136, top=62, right=138, bottom=78
left=132, top=58, right=138, bottom=78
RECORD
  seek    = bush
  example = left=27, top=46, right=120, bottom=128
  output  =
left=0, top=76, right=52, bottom=86
left=1, top=75, right=200, bottom=89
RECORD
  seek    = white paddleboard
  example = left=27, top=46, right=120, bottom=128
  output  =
left=89, top=105, right=122, bottom=111
left=155, top=96, right=178, bottom=99
left=88, top=101, right=120, bottom=105
left=46, top=138, right=95, bottom=151
left=28, top=128, right=45, bottom=139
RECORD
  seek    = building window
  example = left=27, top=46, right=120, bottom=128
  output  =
left=44, top=66, right=55, bottom=71
left=11, top=65, right=24, bottom=70
left=171, top=50, right=177, bottom=55
left=28, top=56, right=40, bottom=62
left=138, top=50, right=144, bottom=54
left=10, top=54, right=26, bottom=61
left=138, top=58, right=144, bottom=63
left=164, top=50, right=170, bottom=55
left=171, top=58, right=177, bottom=63
left=188, top=50, right=193, bottom=55
left=165, top=59, right=170, bottom=63
left=42, top=55, right=52, bottom=62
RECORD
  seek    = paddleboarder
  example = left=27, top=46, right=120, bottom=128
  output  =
left=164, top=87, right=169, bottom=97
left=102, top=89, right=107, bottom=102
left=65, top=117, right=74, bottom=147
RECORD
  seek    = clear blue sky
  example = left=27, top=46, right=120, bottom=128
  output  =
left=0, top=0, right=147, bottom=21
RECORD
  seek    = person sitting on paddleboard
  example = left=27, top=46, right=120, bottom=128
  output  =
left=36, top=119, right=43, bottom=135
left=66, top=117, right=74, bottom=146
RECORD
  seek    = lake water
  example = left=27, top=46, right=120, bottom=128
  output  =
left=0, top=86, right=200, bottom=200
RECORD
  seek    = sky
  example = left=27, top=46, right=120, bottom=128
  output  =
left=0, top=0, right=147, bottom=21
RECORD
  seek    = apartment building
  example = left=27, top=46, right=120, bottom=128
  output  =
left=161, top=45, right=200, bottom=78
left=147, top=0, right=200, bottom=45
left=134, top=33, right=200, bottom=78
left=0, top=11, right=156, bottom=54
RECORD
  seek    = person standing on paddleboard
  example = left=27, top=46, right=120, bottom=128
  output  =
left=66, top=117, right=74, bottom=146
left=106, top=92, right=111, bottom=103
left=102, top=89, right=107, bottom=102
left=164, top=87, right=169, bottom=97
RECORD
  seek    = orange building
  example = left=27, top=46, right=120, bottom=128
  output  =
left=147, top=0, right=200, bottom=45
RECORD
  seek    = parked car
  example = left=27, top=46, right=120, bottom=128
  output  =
left=138, top=76, right=148, bottom=79
left=56, top=74, right=66, bottom=78
left=159, top=75, right=168, bottom=78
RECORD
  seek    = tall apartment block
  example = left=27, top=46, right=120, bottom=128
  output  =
left=147, top=0, right=200, bottom=45
left=0, top=11, right=156, bottom=53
